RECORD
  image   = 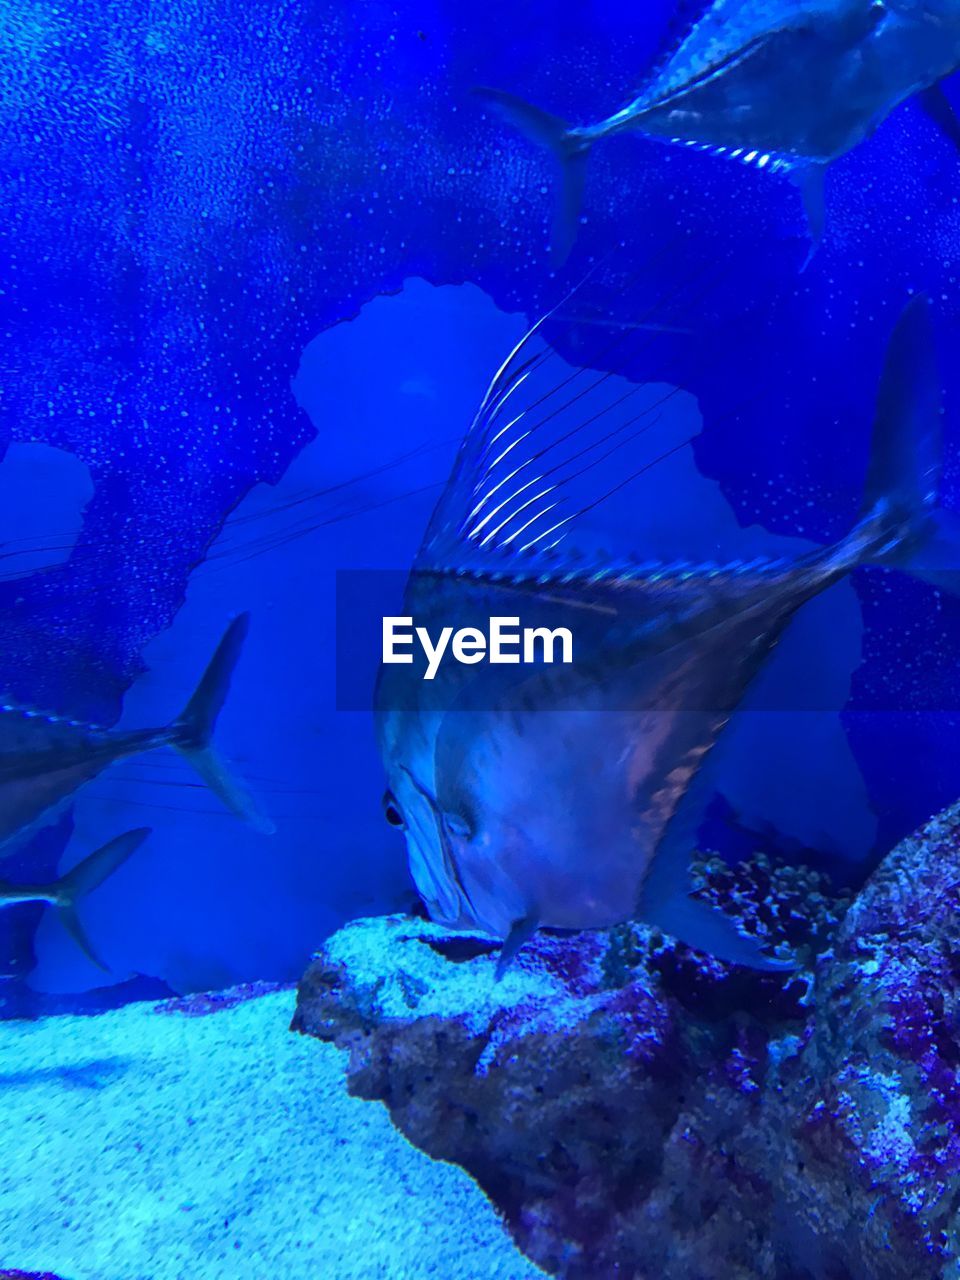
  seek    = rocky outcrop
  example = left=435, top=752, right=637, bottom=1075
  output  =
left=293, top=806, right=960, bottom=1280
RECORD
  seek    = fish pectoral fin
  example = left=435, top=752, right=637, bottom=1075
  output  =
left=642, top=890, right=795, bottom=972
left=918, top=82, right=960, bottom=155
left=794, top=165, right=827, bottom=271
left=495, top=913, right=540, bottom=981
left=638, top=761, right=793, bottom=972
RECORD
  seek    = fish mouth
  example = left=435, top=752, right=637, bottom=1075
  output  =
left=399, top=765, right=484, bottom=929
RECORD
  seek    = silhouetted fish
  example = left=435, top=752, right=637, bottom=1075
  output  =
left=0, top=828, right=151, bottom=970
left=376, top=295, right=956, bottom=972
left=0, top=614, right=274, bottom=850
left=477, top=0, right=960, bottom=260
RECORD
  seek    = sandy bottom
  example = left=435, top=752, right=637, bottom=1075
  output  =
left=0, top=988, right=544, bottom=1280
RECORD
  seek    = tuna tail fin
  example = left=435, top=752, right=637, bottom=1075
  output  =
left=855, top=293, right=960, bottom=593
left=172, top=614, right=276, bottom=834
left=54, top=827, right=152, bottom=970
left=862, top=293, right=940, bottom=524
left=474, top=87, right=590, bottom=264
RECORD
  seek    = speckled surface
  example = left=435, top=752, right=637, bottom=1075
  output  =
left=0, top=987, right=544, bottom=1280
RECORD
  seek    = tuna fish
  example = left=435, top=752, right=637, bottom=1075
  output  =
left=0, top=828, right=151, bottom=970
left=477, top=0, right=960, bottom=260
left=0, top=613, right=273, bottom=851
left=375, top=294, right=955, bottom=972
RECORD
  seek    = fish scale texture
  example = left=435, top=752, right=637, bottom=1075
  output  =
left=295, top=808, right=960, bottom=1280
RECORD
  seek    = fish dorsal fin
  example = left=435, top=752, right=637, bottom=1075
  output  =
left=417, top=309, right=694, bottom=580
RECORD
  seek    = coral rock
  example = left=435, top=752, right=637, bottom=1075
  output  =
left=294, top=810, right=960, bottom=1279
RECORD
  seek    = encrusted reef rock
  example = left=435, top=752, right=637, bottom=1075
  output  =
left=293, top=805, right=960, bottom=1280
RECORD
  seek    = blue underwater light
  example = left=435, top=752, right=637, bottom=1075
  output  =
left=4, top=2, right=960, bottom=1277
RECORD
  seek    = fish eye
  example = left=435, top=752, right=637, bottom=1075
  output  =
left=382, top=791, right=406, bottom=830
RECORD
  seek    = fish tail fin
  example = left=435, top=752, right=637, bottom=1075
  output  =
left=53, top=827, right=152, bottom=970
left=474, top=87, right=590, bottom=264
left=172, top=614, right=276, bottom=834
left=853, top=294, right=960, bottom=594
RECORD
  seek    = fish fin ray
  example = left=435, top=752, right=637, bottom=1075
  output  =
left=419, top=305, right=694, bottom=579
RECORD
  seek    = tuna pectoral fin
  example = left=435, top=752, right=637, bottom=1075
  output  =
left=919, top=83, right=960, bottom=154
left=474, top=87, right=589, bottom=264
left=795, top=165, right=826, bottom=271
left=55, top=827, right=153, bottom=971
left=495, top=913, right=539, bottom=981
left=173, top=613, right=275, bottom=835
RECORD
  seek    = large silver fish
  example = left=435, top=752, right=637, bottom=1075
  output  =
left=478, top=0, right=960, bottom=260
left=0, top=613, right=273, bottom=851
left=0, top=827, right=151, bottom=970
left=376, top=295, right=954, bottom=972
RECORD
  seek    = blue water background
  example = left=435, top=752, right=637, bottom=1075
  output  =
left=2, top=1, right=960, bottom=997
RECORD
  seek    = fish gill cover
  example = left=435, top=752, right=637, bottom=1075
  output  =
left=1, top=0, right=960, bottom=999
